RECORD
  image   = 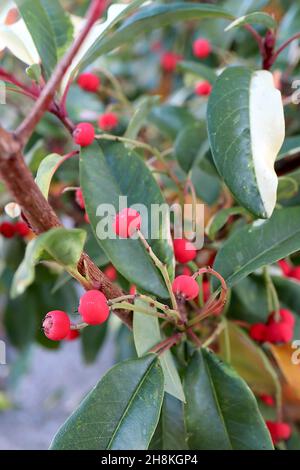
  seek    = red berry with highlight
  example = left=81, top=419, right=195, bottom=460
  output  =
left=73, top=122, right=95, bottom=147
left=193, top=38, right=212, bottom=59
left=0, top=221, right=15, bottom=238
left=113, top=208, right=141, bottom=238
left=77, top=73, right=100, bottom=92
left=64, top=329, right=80, bottom=341
left=160, top=52, right=182, bottom=73
left=173, top=238, right=197, bottom=264
left=104, top=264, right=117, bottom=282
left=98, top=112, right=119, bottom=131
left=250, top=323, right=267, bottom=342
left=75, top=188, right=85, bottom=209
left=195, top=81, right=212, bottom=97
left=266, top=421, right=291, bottom=444
left=14, top=220, right=30, bottom=237
left=78, top=290, right=109, bottom=326
left=42, top=310, right=71, bottom=341
left=172, top=275, right=199, bottom=300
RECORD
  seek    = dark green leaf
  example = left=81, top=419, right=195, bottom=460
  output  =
left=191, top=166, right=221, bottom=205
left=149, top=105, right=195, bottom=140
left=229, top=274, right=269, bottom=323
left=206, top=207, right=250, bottom=240
left=125, top=96, right=160, bottom=140
left=184, top=349, right=273, bottom=450
left=81, top=323, right=108, bottom=364
left=225, top=12, right=277, bottom=32
left=174, top=122, right=208, bottom=173
left=50, top=355, right=164, bottom=450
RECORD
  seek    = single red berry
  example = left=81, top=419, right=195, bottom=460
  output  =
left=0, top=221, right=15, bottom=238
left=98, top=112, right=119, bottom=131
left=172, top=275, right=199, bottom=300
left=268, top=309, right=295, bottom=328
left=260, top=394, right=275, bottom=407
left=266, top=421, right=291, bottom=444
left=249, top=323, right=267, bottom=342
left=173, top=238, right=197, bottom=264
left=193, top=38, right=212, bottom=59
left=104, top=264, right=117, bottom=282
left=289, top=266, right=300, bottom=282
left=129, top=284, right=137, bottom=296
left=42, top=310, right=71, bottom=341
left=78, top=290, right=109, bottom=326
left=264, top=322, right=293, bottom=343
left=195, top=81, right=212, bottom=97
left=202, top=280, right=210, bottom=303
left=160, top=52, right=182, bottom=73
left=113, top=208, right=141, bottom=238
left=75, top=188, right=85, bottom=210
left=77, top=73, right=100, bottom=92
left=278, top=259, right=292, bottom=276
left=64, top=329, right=80, bottom=341
left=14, top=220, right=30, bottom=237
left=73, top=122, right=95, bottom=147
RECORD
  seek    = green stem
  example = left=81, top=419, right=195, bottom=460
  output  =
left=263, top=266, right=280, bottom=316
left=110, top=302, right=169, bottom=321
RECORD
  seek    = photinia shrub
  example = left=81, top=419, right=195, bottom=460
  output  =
left=0, top=0, right=300, bottom=451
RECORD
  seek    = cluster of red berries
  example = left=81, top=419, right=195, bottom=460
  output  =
left=73, top=113, right=119, bottom=147
left=278, top=259, right=300, bottom=282
left=42, top=290, right=110, bottom=341
left=250, top=308, right=295, bottom=344
left=0, top=220, right=30, bottom=239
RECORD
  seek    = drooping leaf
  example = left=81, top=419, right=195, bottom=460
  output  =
left=80, top=141, right=174, bottom=298
left=11, top=228, right=86, bottom=297
left=184, top=349, right=273, bottom=450
left=133, top=300, right=185, bottom=402
left=50, top=354, right=164, bottom=450
left=225, top=12, right=277, bottom=32
left=81, top=323, right=108, bottom=364
left=207, top=66, right=285, bottom=219
left=213, top=207, right=300, bottom=288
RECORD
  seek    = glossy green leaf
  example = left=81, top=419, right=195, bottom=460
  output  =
left=206, top=207, right=250, bottom=240
left=229, top=274, right=269, bottom=323
left=225, top=12, right=277, bottom=31
left=35, top=153, right=63, bottom=198
left=278, top=136, right=300, bottom=160
left=191, top=166, right=221, bottom=205
left=78, top=3, right=233, bottom=71
left=149, top=105, right=195, bottom=140
left=174, top=122, right=208, bottom=174
left=207, top=66, right=285, bottom=219
left=81, top=323, right=108, bottom=364
left=11, top=228, right=86, bottom=297
left=80, top=141, right=174, bottom=298
left=150, top=394, right=188, bottom=450
left=219, top=322, right=279, bottom=396
left=133, top=300, right=185, bottom=402
left=50, top=354, right=164, bottom=450
left=115, top=324, right=137, bottom=363
left=39, top=0, right=73, bottom=57
left=184, top=349, right=273, bottom=450
left=4, top=289, right=37, bottom=350
left=125, top=96, right=160, bottom=140
left=213, top=207, right=300, bottom=288
left=177, top=61, right=217, bottom=83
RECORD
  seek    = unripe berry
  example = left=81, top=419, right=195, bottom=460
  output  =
left=0, top=221, right=15, bottom=238
left=173, top=238, right=197, bottom=264
left=75, top=188, right=85, bottom=210
left=77, top=73, right=100, bottom=92
left=193, top=38, right=212, bottom=59
left=113, top=208, right=141, bottom=238
left=73, top=122, right=95, bottom=147
left=104, top=264, right=117, bottom=282
left=266, top=421, right=291, bottom=444
left=160, top=52, right=182, bottom=73
left=260, top=394, right=275, bottom=407
left=172, top=275, right=199, bottom=300
left=195, top=81, right=212, bottom=97
left=78, top=290, right=109, bottom=325
left=64, top=329, right=80, bottom=341
left=98, top=112, right=119, bottom=131
left=250, top=323, right=267, bottom=342
left=14, top=220, right=30, bottom=237
left=42, top=310, right=71, bottom=341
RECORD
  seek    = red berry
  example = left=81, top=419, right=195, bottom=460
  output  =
left=104, top=264, right=117, bottom=281
left=266, top=421, right=291, bottom=444
left=278, top=259, right=291, bottom=276
left=0, top=221, right=15, bottom=238
left=84, top=212, right=90, bottom=224
left=42, top=310, right=71, bottom=341
left=289, top=266, right=300, bottom=282
left=73, top=122, right=95, bottom=147
left=129, top=284, right=137, bottom=296
left=64, top=329, right=80, bottom=341
left=264, top=322, right=293, bottom=343
left=172, top=275, right=199, bottom=300
left=75, top=188, right=85, bottom=210
left=182, top=266, right=192, bottom=276
left=268, top=309, right=295, bottom=328
left=14, top=220, right=30, bottom=237
left=113, top=208, right=141, bottom=238
left=77, top=73, right=100, bottom=92
left=195, top=81, right=212, bottom=97
left=160, top=52, right=182, bottom=73
left=78, top=290, right=109, bottom=326
left=173, top=238, right=197, bottom=264
left=98, top=112, right=119, bottom=131
left=260, top=394, right=275, bottom=407
left=202, top=280, right=210, bottom=303
left=250, top=323, right=267, bottom=342
left=193, top=38, right=212, bottom=59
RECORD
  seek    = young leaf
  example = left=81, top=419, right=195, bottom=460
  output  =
left=207, top=66, right=285, bottom=219
left=11, top=228, right=86, bottom=297
left=213, top=207, right=300, bottom=288
left=50, top=354, right=164, bottom=450
left=133, top=300, right=185, bottom=402
left=184, top=349, right=273, bottom=450
left=80, top=141, right=174, bottom=298
left=225, top=12, right=277, bottom=32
